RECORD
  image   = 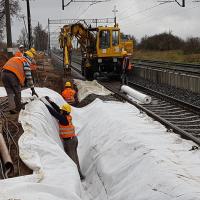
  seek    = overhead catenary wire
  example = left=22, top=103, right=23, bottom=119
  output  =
left=121, top=5, right=199, bottom=29
left=118, top=1, right=171, bottom=22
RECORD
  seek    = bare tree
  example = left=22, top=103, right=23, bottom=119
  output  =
left=184, top=37, right=200, bottom=54
left=0, top=0, right=21, bottom=40
left=17, top=28, right=28, bottom=48
left=33, top=22, right=48, bottom=51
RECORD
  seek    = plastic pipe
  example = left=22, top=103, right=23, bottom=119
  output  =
left=121, top=85, right=151, bottom=104
left=0, top=133, right=13, bottom=177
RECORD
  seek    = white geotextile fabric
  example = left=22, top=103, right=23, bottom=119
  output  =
left=0, top=87, right=7, bottom=97
left=121, top=85, right=152, bottom=104
left=1, top=86, right=200, bottom=200
left=73, top=79, right=112, bottom=102
left=73, top=99, right=200, bottom=200
left=0, top=87, right=64, bottom=105
left=0, top=89, right=83, bottom=200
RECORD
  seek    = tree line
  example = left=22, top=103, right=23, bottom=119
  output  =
left=0, top=1, right=199, bottom=54
left=0, top=1, right=47, bottom=51
left=136, top=32, right=200, bottom=54
left=17, top=22, right=48, bottom=51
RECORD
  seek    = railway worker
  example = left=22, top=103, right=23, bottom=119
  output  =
left=26, top=49, right=38, bottom=83
left=29, top=48, right=37, bottom=60
left=1, top=52, right=38, bottom=114
left=61, top=81, right=77, bottom=105
left=43, top=97, right=85, bottom=180
left=14, top=44, right=25, bottom=57
left=121, top=51, right=132, bottom=85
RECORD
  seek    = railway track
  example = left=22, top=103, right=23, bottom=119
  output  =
left=100, top=81, right=200, bottom=146
left=51, top=51, right=200, bottom=146
left=133, top=59, right=200, bottom=75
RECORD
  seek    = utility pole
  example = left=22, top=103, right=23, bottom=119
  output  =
left=5, top=0, right=13, bottom=58
left=112, top=5, right=118, bottom=26
left=26, top=0, right=32, bottom=49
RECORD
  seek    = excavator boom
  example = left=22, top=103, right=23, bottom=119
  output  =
left=59, top=22, right=133, bottom=80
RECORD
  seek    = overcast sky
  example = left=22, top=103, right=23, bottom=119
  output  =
left=11, top=0, right=200, bottom=44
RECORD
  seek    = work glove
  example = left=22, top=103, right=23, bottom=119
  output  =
left=31, top=88, right=38, bottom=97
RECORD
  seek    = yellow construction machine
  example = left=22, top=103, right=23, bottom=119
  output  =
left=59, top=22, right=133, bottom=80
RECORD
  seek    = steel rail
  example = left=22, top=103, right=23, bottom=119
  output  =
left=128, top=81, right=200, bottom=115
left=133, top=59, right=200, bottom=68
left=99, top=81, right=200, bottom=146
left=51, top=51, right=200, bottom=145
left=132, top=59, right=200, bottom=75
left=51, top=51, right=82, bottom=74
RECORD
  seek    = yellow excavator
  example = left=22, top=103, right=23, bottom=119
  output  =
left=59, top=22, right=133, bottom=80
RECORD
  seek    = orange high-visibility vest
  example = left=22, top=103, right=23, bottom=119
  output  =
left=61, top=88, right=76, bottom=103
left=59, top=115, right=76, bottom=139
left=3, top=57, right=27, bottom=86
left=14, top=52, right=23, bottom=57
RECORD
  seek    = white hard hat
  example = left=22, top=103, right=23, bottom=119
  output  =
left=19, top=44, right=24, bottom=48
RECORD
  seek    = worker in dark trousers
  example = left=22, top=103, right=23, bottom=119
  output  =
left=1, top=53, right=38, bottom=114
left=43, top=97, right=84, bottom=180
left=121, top=51, right=132, bottom=85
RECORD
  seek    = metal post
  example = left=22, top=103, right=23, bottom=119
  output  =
left=175, top=0, right=185, bottom=7
left=48, top=18, right=51, bottom=56
left=26, top=0, right=32, bottom=49
left=62, top=0, right=64, bottom=10
left=95, top=19, right=97, bottom=27
left=112, top=5, right=118, bottom=26
left=5, top=0, right=13, bottom=58
left=182, top=0, right=185, bottom=7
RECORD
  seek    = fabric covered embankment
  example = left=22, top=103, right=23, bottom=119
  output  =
left=74, top=99, right=200, bottom=200
left=0, top=89, right=82, bottom=200
left=0, top=87, right=200, bottom=199
left=73, top=79, right=112, bottom=102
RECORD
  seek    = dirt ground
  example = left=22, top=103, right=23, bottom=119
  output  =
left=0, top=57, right=66, bottom=179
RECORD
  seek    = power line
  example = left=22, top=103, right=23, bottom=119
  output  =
left=122, top=5, right=199, bottom=29
left=62, top=0, right=111, bottom=10
left=119, top=2, right=170, bottom=22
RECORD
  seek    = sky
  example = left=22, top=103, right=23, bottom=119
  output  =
left=11, top=0, right=200, bottom=45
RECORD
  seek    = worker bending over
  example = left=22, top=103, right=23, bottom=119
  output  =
left=61, top=81, right=76, bottom=105
left=44, top=97, right=84, bottom=180
left=1, top=52, right=38, bottom=114
left=121, top=51, right=132, bottom=85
